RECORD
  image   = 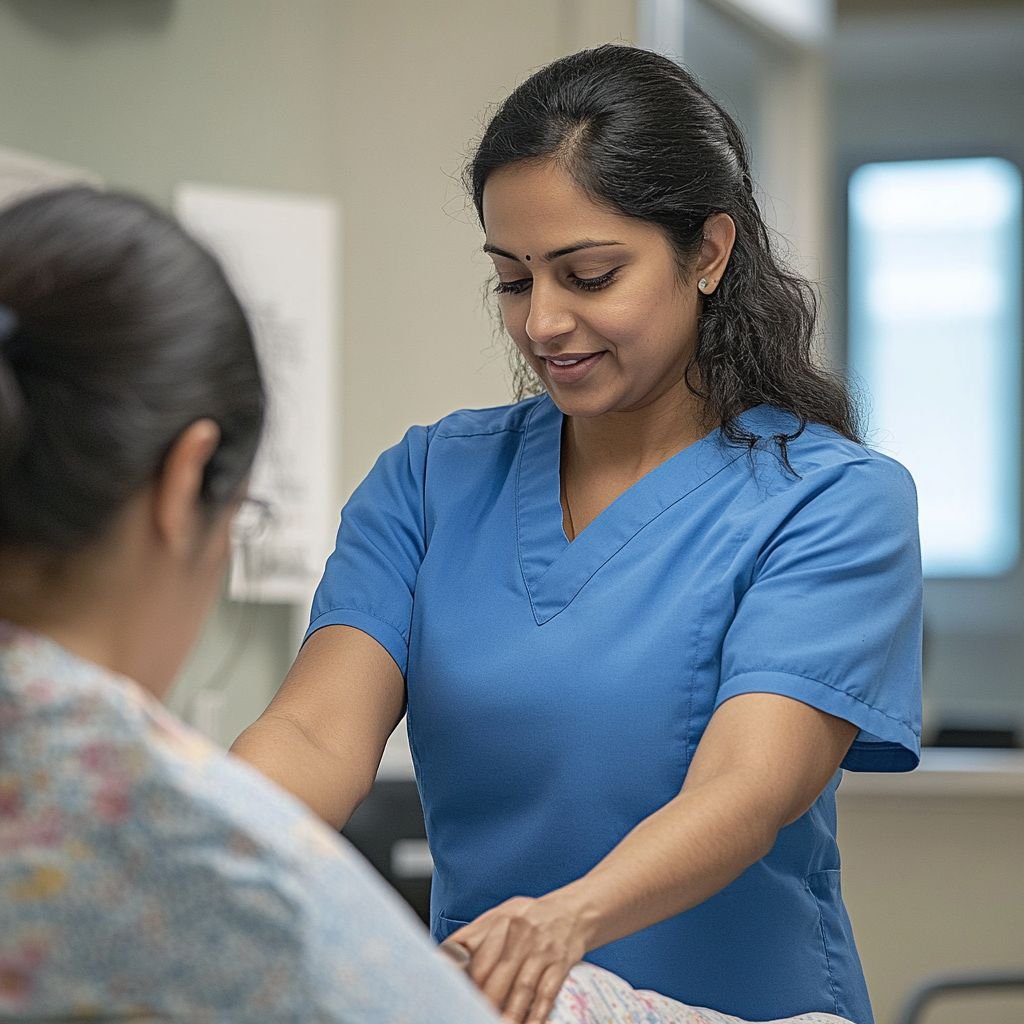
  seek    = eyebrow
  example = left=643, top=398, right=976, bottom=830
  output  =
left=482, top=239, right=624, bottom=263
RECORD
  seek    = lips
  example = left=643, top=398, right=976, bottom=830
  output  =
left=541, top=351, right=605, bottom=384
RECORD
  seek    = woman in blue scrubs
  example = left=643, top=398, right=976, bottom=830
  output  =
left=233, top=45, right=921, bottom=1024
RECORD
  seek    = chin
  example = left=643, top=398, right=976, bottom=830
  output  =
left=542, top=384, right=627, bottom=420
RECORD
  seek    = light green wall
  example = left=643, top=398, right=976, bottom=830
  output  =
left=0, top=0, right=343, bottom=197
left=0, top=0, right=636, bottom=743
left=0, top=0, right=353, bottom=740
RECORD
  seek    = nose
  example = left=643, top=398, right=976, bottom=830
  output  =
left=525, top=280, right=576, bottom=346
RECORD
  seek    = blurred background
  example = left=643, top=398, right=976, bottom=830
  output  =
left=0, top=2, right=1021, bottom=1022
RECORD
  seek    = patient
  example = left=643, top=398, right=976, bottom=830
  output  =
left=0, top=186, right=852, bottom=1024
left=0, top=185, right=496, bottom=1022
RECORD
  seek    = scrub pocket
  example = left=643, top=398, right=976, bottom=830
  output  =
left=435, top=912, right=470, bottom=943
left=805, top=869, right=867, bottom=1022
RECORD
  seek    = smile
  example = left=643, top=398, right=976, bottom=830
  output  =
left=542, top=351, right=605, bottom=383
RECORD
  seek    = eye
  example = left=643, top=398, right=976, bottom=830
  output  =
left=571, top=268, right=619, bottom=292
left=493, top=278, right=531, bottom=295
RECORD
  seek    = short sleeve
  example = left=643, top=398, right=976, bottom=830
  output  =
left=716, top=456, right=923, bottom=772
left=306, top=426, right=430, bottom=675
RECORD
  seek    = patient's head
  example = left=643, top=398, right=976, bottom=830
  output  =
left=0, top=186, right=264, bottom=694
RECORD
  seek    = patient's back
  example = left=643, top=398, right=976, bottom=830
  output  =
left=0, top=622, right=495, bottom=1023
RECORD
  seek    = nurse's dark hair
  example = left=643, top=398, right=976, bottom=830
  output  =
left=468, top=44, right=861, bottom=459
left=0, top=185, right=264, bottom=551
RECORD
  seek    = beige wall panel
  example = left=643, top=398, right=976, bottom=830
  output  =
left=839, top=794, right=1024, bottom=1024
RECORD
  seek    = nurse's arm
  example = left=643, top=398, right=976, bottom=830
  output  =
left=230, top=625, right=405, bottom=830
left=563, top=692, right=858, bottom=949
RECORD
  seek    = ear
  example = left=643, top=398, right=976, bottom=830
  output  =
left=153, top=419, right=222, bottom=557
left=694, top=212, right=737, bottom=296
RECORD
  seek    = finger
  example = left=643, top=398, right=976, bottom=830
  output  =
left=447, top=902, right=508, bottom=954
left=445, top=922, right=481, bottom=950
left=487, top=954, right=544, bottom=1019
left=466, top=917, right=513, bottom=989
left=481, top=941, right=544, bottom=1016
left=439, top=939, right=472, bottom=970
left=525, top=962, right=571, bottom=1024
left=446, top=917, right=499, bottom=964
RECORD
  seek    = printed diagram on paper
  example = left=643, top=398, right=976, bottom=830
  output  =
left=175, top=183, right=339, bottom=604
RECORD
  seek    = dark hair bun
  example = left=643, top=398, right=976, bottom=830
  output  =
left=0, top=186, right=265, bottom=551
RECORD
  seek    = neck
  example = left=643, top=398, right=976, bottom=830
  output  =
left=1, top=560, right=143, bottom=695
left=563, top=380, right=710, bottom=481
left=0, top=513, right=184, bottom=701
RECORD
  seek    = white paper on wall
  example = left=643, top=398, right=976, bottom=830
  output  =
left=175, top=182, right=339, bottom=604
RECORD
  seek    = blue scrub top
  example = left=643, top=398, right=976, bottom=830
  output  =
left=308, top=395, right=923, bottom=1024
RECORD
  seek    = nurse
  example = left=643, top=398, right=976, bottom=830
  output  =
left=233, top=45, right=922, bottom=1024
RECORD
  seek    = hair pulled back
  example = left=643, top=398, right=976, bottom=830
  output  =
left=0, top=186, right=264, bottom=552
left=468, top=44, right=860, bottom=458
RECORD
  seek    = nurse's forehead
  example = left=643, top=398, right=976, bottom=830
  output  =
left=480, top=161, right=632, bottom=256
left=483, top=238, right=625, bottom=264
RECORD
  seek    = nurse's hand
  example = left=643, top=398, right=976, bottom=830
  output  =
left=446, top=891, right=596, bottom=1023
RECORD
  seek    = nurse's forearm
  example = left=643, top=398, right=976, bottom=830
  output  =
left=230, top=627, right=407, bottom=831
left=559, top=694, right=857, bottom=952
left=230, top=713, right=372, bottom=830
left=559, top=766, right=780, bottom=952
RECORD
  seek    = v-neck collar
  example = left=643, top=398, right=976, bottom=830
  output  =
left=515, top=394, right=753, bottom=624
